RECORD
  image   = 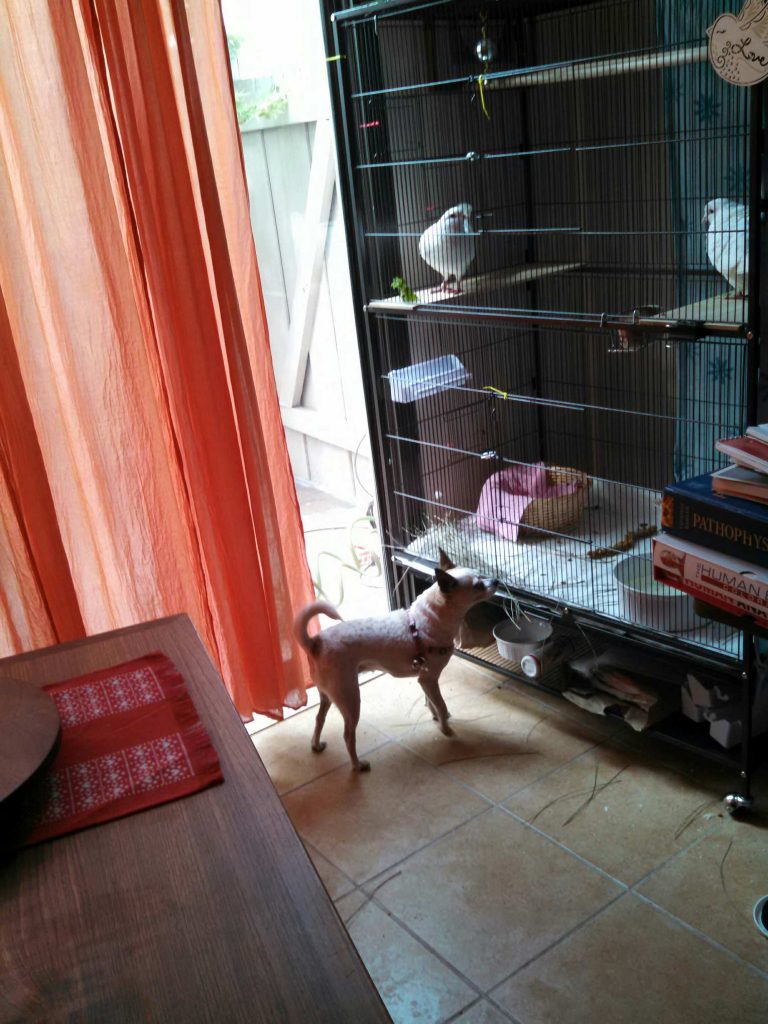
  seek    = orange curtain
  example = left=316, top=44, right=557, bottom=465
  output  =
left=0, top=0, right=315, bottom=719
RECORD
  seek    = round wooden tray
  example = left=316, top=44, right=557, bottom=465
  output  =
left=0, top=677, right=61, bottom=804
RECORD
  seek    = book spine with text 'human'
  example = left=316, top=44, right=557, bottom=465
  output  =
left=652, top=534, right=768, bottom=629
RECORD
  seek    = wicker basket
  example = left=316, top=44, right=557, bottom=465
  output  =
left=519, top=466, right=590, bottom=537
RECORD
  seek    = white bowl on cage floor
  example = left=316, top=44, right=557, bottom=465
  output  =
left=493, top=617, right=553, bottom=663
left=614, top=554, right=699, bottom=632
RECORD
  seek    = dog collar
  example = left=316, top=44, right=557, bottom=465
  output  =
left=408, top=615, right=453, bottom=670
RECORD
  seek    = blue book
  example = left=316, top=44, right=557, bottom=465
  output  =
left=662, top=472, right=768, bottom=570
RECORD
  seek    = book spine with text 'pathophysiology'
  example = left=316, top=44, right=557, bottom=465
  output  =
left=662, top=473, right=768, bottom=570
left=652, top=533, right=768, bottom=630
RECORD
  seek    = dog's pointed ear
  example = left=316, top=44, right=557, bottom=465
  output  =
left=438, top=548, right=456, bottom=571
left=435, top=567, right=458, bottom=594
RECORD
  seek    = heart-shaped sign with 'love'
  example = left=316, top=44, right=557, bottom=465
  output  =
left=708, top=0, right=768, bottom=85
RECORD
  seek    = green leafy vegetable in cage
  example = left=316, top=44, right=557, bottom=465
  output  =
left=391, top=276, right=418, bottom=303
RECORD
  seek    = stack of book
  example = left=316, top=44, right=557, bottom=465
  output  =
left=654, top=428, right=768, bottom=746
left=655, top=430, right=768, bottom=631
left=713, top=423, right=768, bottom=504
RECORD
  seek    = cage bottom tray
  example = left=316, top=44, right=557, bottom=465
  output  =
left=405, top=480, right=739, bottom=658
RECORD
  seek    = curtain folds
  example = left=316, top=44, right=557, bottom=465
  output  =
left=0, top=0, right=315, bottom=718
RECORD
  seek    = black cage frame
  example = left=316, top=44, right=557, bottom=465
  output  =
left=321, top=0, right=768, bottom=801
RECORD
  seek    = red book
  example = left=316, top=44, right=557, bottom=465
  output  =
left=715, top=434, right=768, bottom=474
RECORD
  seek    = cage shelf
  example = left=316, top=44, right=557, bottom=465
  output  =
left=399, top=479, right=741, bottom=662
left=653, top=292, right=748, bottom=333
left=366, top=261, right=582, bottom=313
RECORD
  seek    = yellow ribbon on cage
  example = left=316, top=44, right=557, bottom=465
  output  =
left=477, top=74, right=491, bottom=120
left=483, top=386, right=509, bottom=400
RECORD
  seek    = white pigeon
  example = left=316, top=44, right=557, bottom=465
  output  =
left=703, top=198, right=749, bottom=297
left=418, top=203, right=475, bottom=293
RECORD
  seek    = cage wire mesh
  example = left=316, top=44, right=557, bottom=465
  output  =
left=333, top=0, right=757, bottom=660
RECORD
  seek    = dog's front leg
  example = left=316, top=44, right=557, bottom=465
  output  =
left=418, top=674, right=453, bottom=737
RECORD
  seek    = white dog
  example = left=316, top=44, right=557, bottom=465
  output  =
left=294, top=550, right=497, bottom=771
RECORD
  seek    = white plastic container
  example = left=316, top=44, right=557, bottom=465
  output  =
left=493, top=618, right=553, bottom=663
left=520, top=634, right=579, bottom=678
left=614, top=554, right=698, bottom=632
left=387, top=354, right=468, bottom=403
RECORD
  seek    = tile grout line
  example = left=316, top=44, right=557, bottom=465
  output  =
left=442, top=994, right=523, bottom=1024
left=340, top=885, right=489, bottom=1007
left=632, top=891, right=768, bottom=982
left=482, top=993, right=527, bottom=1024
left=439, top=997, right=485, bottom=1024
left=358, top=804, right=496, bottom=889
left=350, top=740, right=768, bottom=992
left=360, top=886, right=525, bottom=1011
left=303, top=839, right=358, bottom=898
left=496, top=804, right=629, bottom=889
left=265, top=672, right=768, bottom=998
left=321, top=759, right=768, bottom=996
left=276, top=736, right=395, bottom=798
left=627, top=816, right=731, bottom=892
left=300, top=735, right=629, bottom=892
left=246, top=672, right=387, bottom=736
left=279, top=702, right=747, bottom=902
left=486, top=890, right=628, bottom=996
left=498, top=790, right=733, bottom=896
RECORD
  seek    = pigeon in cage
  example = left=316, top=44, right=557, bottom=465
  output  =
left=703, top=198, right=749, bottom=298
left=418, top=203, right=475, bottom=294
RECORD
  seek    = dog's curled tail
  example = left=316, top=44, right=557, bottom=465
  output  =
left=294, top=600, right=342, bottom=657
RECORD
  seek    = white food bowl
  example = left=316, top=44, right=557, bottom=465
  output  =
left=614, top=554, right=698, bottom=632
left=493, top=618, right=553, bottom=662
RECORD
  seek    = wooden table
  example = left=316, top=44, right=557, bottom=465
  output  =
left=0, top=615, right=390, bottom=1023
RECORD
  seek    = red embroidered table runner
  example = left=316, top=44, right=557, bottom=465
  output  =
left=19, top=652, right=224, bottom=846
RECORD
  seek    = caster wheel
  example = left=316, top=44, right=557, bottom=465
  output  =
left=724, top=793, right=754, bottom=814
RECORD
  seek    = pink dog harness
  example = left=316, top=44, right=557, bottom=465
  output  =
left=408, top=614, right=453, bottom=670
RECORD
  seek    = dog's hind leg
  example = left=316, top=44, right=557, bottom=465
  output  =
left=339, top=682, right=370, bottom=772
left=311, top=691, right=331, bottom=753
left=418, top=675, right=454, bottom=737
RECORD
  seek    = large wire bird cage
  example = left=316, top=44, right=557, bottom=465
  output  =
left=323, top=0, right=764, bottom=676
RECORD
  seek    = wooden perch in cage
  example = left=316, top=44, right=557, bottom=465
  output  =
left=366, top=262, right=581, bottom=312
left=484, top=44, right=707, bottom=90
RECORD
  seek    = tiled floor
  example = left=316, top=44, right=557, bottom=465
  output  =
left=253, top=657, right=768, bottom=1024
